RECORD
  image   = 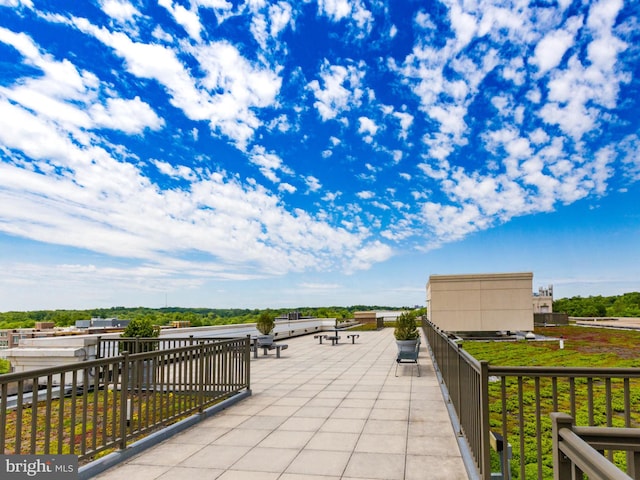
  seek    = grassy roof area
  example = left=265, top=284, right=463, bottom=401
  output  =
left=461, top=325, right=640, bottom=368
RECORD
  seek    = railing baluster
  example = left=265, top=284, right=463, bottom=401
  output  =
left=70, top=370, right=77, bottom=455
left=535, top=376, right=542, bottom=480
left=30, top=375, right=38, bottom=454
left=588, top=377, right=594, bottom=425
left=517, top=376, right=525, bottom=480
left=44, top=373, right=53, bottom=453
left=569, top=377, right=576, bottom=419
left=0, top=383, right=7, bottom=452
left=57, top=371, right=65, bottom=454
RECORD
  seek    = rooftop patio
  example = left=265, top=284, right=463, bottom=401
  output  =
left=91, top=328, right=469, bottom=480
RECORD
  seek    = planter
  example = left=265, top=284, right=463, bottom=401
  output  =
left=396, top=339, right=419, bottom=354
left=257, top=334, right=274, bottom=347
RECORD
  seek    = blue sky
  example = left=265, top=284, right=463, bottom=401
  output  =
left=0, top=0, right=639, bottom=311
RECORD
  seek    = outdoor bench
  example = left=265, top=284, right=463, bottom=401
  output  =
left=259, top=342, right=288, bottom=358
left=314, top=334, right=326, bottom=344
left=346, top=334, right=359, bottom=344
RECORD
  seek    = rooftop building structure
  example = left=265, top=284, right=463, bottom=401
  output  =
left=426, top=272, right=534, bottom=333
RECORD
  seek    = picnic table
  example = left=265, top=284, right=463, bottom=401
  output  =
left=315, top=325, right=361, bottom=346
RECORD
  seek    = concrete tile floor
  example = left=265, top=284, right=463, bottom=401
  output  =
left=91, top=328, right=469, bottom=479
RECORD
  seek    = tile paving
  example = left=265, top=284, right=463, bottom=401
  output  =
left=91, top=328, right=469, bottom=480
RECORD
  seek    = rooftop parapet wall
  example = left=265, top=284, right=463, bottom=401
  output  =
left=1, top=317, right=337, bottom=373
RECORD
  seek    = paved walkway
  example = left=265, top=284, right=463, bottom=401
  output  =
left=92, top=328, right=468, bottom=480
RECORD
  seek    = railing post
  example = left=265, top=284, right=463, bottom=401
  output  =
left=480, top=360, right=492, bottom=480
left=246, top=335, right=251, bottom=393
left=198, top=342, right=205, bottom=411
left=119, top=352, right=129, bottom=450
left=551, top=412, right=574, bottom=480
left=456, top=343, right=462, bottom=435
left=630, top=451, right=640, bottom=479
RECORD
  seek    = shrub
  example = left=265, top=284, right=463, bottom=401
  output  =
left=256, top=312, right=275, bottom=335
left=120, top=318, right=159, bottom=353
left=394, top=311, right=419, bottom=340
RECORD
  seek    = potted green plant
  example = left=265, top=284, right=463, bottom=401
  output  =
left=120, top=318, right=160, bottom=390
left=394, top=311, right=419, bottom=353
left=255, top=311, right=275, bottom=346
left=120, top=317, right=160, bottom=353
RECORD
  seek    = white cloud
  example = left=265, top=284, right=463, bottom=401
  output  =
left=421, top=202, right=486, bottom=244
left=0, top=28, right=163, bottom=137
left=322, top=191, right=341, bottom=202
left=502, top=57, right=526, bottom=86
left=249, top=1, right=292, bottom=49
left=414, top=12, right=435, bottom=30
left=318, top=0, right=351, bottom=21
left=356, top=191, right=374, bottom=199
left=249, top=146, right=293, bottom=182
left=357, top=116, right=378, bottom=143
left=278, top=182, right=296, bottom=193
left=535, top=0, right=627, bottom=141
left=0, top=0, right=32, bottom=7
left=529, top=128, right=550, bottom=145
left=158, top=0, right=202, bottom=41
left=305, top=176, right=322, bottom=192
left=618, top=135, right=640, bottom=181
left=448, top=2, right=476, bottom=50
left=0, top=117, right=385, bottom=277
left=100, top=0, right=141, bottom=23
left=298, top=282, right=341, bottom=290
left=153, top=160, right=196, bottom=181
left=393, top=111, right=413, bottom=140
left=70, top=18, right=281, bottom=148
left=308, top=60, right=365, bottom=121
left=345, top=240, right=394, bottom=273
left=358, top=116, right=378, bottom=136
left=90, top=96, right=164, bottom=133
left=532, top=16, right=582, bottom=75
left=317, top=0, right=373, bottom=36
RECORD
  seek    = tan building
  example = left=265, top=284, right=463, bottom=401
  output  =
left=426, top=272, right=534, bottom=333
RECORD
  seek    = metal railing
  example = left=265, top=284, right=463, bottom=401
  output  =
left=96, top=335, right=234, bottom=358
left=422, top=318, right=640, bottom=480
left=0, top=336, right=250, bottom=462
left=551, top=412, right=640, bottom=479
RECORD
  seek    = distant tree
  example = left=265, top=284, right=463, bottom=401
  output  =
left=554, top=293, right=640, bottom=317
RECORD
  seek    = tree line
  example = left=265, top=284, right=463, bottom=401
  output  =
left=553, top=292, right=640, bottom=317
left=0, top=305, right=407, bottom=330
left=5, top=291, right=637, bottom=330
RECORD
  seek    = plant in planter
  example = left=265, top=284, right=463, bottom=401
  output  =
left=255, top=312, right=276, bottom=346
left=120, top=317, right=160, bottom=353
left=120, top=318, right=160, bottom=390
left=394, top=311, right=419, bottom=353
